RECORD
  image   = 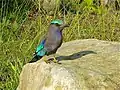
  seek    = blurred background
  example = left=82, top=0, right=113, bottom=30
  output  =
left=0, top=0, right=120, bottom=89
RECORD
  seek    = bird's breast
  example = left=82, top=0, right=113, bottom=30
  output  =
left=44, top=30, right=63, bottom=54
left=56, top=30, right=62, bottom=39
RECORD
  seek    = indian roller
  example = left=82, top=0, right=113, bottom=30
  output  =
left=29, top=19, right=69, bottom=63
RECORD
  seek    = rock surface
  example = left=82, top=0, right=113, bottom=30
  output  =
left=34, top=0, right=80, bottom=15
left=17, top=39, right=120, bottom=90
left=35, top=0, right=60, bottom=15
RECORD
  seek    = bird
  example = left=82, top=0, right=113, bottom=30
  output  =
left=29, top=19, right=69, bottom=63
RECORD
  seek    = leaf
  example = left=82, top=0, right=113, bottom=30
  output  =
left=84, top=0, right=93, bottom=6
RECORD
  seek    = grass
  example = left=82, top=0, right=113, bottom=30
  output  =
left=0, top=0, right=120, bottom=89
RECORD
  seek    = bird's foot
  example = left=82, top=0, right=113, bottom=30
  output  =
left=43, top=56, right=60, bottom=64
left=43, top=56, right=51, bottom=64
left=52, top=57, right=59, bottom=64
left=44, top=59, right=51, bottom=64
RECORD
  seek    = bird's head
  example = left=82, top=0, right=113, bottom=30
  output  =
left=50, top=19, right=69, bottom=31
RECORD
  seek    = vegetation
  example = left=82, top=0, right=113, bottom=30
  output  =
left=0, top=0, right=120, bottom=89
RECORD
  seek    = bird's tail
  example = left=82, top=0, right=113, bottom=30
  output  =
left=29, top=55, right=42, bottom=63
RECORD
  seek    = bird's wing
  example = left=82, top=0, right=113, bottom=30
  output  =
left=36, top=38, right=46, bottom=53
left=31, top=37, right=47, bottom=63
left=34, top=38, right=48, bottom=57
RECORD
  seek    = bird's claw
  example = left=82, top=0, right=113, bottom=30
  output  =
left=44, top=59, right=51, bottom=64
left=43, top=57, right=60, bottom=64
left=52, top=59, right=59, bottom=63
left=52, top=57, right=59, bottom=64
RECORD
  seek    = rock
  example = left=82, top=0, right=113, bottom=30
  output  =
left=34, top=0, right=81, bottom=15
left=17, top=39, right=120, bottom=90
left=35, top=0, right=60, bottom=15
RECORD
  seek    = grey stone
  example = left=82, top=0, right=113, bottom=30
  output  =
left=17, top=39, right=120, bottom=90
left=34, top=0, right=60, bottom=15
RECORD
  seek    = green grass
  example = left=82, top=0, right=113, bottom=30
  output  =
left=0, top=0, right=120, bottom=89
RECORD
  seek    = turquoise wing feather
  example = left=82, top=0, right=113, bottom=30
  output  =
left=36, top=43, right=44, bottom=53
left=37, top=48, right=46, bottom=56
left=36, top=39, right=47, bottom=56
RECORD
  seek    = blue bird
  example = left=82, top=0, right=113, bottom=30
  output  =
left=29, top=19, right=69, bottom=63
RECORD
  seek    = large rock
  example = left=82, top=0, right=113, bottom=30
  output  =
left=17, top=39, right=120, bottom=90
left=34, top=0, right=60, bottom=15
left=34, top=0, right=80, bottom=15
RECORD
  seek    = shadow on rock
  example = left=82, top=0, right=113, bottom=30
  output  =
left=56, top=50, right=97, bottom=61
